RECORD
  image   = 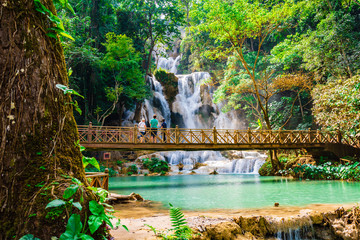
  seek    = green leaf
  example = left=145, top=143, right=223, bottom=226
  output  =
left=63, top=184, right=79, bottom=199
left=59, top=214, right=82, bottom=240
left=46, top=32, right=58, bottom=39
left=58, top=30, right=75, bottom=41
left=80, top=145, right=86, bottom=152
left=55, top=84, right=84, bottom=98
left=19, top=234, right=41, bottom=240
left=72, top=202, right=82, bottom=211
left=71, top=178, right=82, bottom=185
left=88, top=215, right=103, bottom=234
left=82, top=156, right=100, bottom=170
left=68, top=67, right=73, bottom=77
left=78, top=234, right=94, bottom=240
left=122, top=225, right=129, bottom=232
left=89, top=200, right=104, bottom=216
left=46, top=199, right=66, bottom=208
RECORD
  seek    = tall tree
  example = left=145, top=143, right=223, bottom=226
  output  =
left=0, top=0, right=88, bottom=238
left=99, top=32, right=148, bottom=126
left=122, top=0, right=185, bottom=76
left=192, top=0, right=298, bottom=171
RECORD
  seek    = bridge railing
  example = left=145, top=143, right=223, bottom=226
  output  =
left=77, top=125, right=360, bottom=148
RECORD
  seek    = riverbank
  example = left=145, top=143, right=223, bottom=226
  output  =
left=110, top=201, right=356, bottom=239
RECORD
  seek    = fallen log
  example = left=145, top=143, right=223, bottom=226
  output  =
left=108, top=192, right=144, bottom=203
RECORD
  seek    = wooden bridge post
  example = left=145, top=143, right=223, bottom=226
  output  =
left=317, top=129, right=321, bottom=143
left=308, top=128, right=312, bottom=143
left=87, top=122, right=92, bottom=143
left=234, top=130, right=238, bottom=144
left=104, top=168, right=109, bottom=191
left=248, top=128, right=251, bottom=143
left=213, top=126, right=217, bottom=144
left=175, top=125, right=179, bottom=144
left=133, top=124, right=138, bottom=144
left=279, top=128, right=282, bottom=144
left=337, top=129, right=342, bottom=143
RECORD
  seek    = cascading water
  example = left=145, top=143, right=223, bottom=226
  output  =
left=140, top=56, right=266, bottom=174
left=142, top=76, right=171, bottom=126
left=157, top=55, right=181, bottom=74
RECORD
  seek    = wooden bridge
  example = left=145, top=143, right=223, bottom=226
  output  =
left=78, top=124, right=360, bottom=158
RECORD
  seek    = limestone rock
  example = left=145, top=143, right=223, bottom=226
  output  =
left=234, top=216, right=273, bottom=238
left=309, top=211, right=324, bottom=225
left=194, top=222, right=242, bottom=240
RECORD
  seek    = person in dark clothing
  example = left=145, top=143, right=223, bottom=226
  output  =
left=161, top=119, right=167, bottom=142
left=145, top=120, right=150, bottom=142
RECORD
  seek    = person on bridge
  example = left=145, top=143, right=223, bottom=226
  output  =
left=150, top=114, right=158, bottom=143
left=161, top=118, right=167, bottom=143
left=138, top=118, right=146, bottom=143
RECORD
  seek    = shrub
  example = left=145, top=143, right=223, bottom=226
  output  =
left=258, top=161, right=272, bottom=176
left=142, top=158, right=169, bottom=173
left=292, top=162, right=360, bottom=181
left=127, top=164, right=139, bottom=175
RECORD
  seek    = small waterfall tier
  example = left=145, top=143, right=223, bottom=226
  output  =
left=138, top=151, right=266, bottom=174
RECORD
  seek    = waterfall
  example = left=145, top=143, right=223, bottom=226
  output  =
left=157, top=55, right=181, bottom=74
left=140, top=56, right=266, bottom=174
left=158, top=150, right=266, bottom=174
left=172, top=72, right=211, bottom=128
left=143, top=76, right=171, bottom=126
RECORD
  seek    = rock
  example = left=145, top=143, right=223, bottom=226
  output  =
left=234, top=216, right=273, bottom=238
left=309, top=211, right=324, bottom=225
left=274, top=203, right=279, bottom=207
left=194, top=222, right=242, bottom=240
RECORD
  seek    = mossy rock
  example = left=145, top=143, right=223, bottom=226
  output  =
left=154, top=69, right=178, bottom=106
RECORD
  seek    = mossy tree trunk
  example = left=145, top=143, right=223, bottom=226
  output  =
left=0, top=0, right=88, bottom=238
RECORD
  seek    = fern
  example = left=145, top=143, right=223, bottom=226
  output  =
left=146, top=203, right=193, bottom=240
left=169, top=203, right=192, bottom=239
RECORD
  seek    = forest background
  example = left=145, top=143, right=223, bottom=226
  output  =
left=60, top=0, right=360, bottom=135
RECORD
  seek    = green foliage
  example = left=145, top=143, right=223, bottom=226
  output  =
left=34, top=0, right=74, bottom=40
left=146, top=203, right=192, bottom=240
left=85, top=165, right=118, bottom=177
left=312, top=75, right=360, bottom=135
left=59, top=214, right=94, bottom=240
left=292, top=162, right=360, bottom=181
left=77, top=143, right=100, bottom=171
left=122, top=0, right=185, bottom=74
left=258, top=160, right=273, bottom=176
left=56, top=84, right=83, bottom=114
left=126, top=164, right=139, bottom=175
left=142, top=158, right=170, bottom=173
left=19, top=234, right=40, bottom=240
left=271, top=0, right=360, bottom=80
left=41, top=178, right=126, bottom=239
left=88, top=200, right=114, bottom=234
left=169, top=203, right=192, bottom=239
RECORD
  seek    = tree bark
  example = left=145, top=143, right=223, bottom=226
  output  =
left=134, top=101, right=143, bottom=123
left=0, top=0, right=88, bottom=238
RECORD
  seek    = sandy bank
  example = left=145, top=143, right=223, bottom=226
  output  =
left=110, top=201, right=356, bottom=240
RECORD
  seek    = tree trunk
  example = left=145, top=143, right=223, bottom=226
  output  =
left=0, top=0, right=88, bottom=238
left=133, top=101, right=143, bottom=123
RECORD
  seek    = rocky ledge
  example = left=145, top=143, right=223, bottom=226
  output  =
left=193, top=207, right=360, bottom=240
